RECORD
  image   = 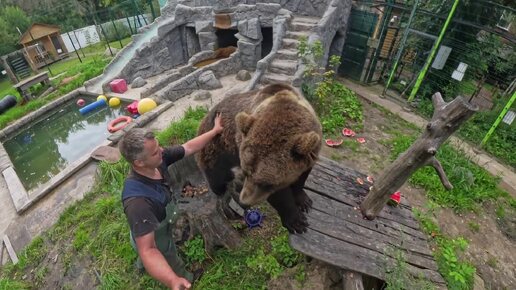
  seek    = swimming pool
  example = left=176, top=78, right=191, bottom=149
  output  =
left=2, top=95, right=130, bottom=190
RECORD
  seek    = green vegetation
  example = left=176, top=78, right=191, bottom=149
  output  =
left=0, top=56, right=109, bottom=130
left=389, top=134, right=509, bottom=212
left=384, top=247, right=435, bottom=290
left=0, top=106, right=304, bottom=290
left=415, top=209, right=476, bottom=290
left=417, top=97, right=515, bottom=170
left=298, top=38, right=363, bottom=134
left=183, top=236, right=207, bottom=265
left=156, top=106, right=208, bottom=145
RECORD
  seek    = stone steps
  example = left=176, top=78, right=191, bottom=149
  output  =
left=269, top=59, right=298, bottom=75
left=291, top=20, right=318, bottom=32
left=282, top=38, right=300, bottom=50
left=276, top=49, right=299, bottom=61
left=286, top=31, right=311, bottom=40
left=262, top=72, right=293, bottom=84
left=260, top=15, right=320, bottom=86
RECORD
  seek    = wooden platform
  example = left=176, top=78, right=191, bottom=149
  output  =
left=290, top=157, right=446, bottom=287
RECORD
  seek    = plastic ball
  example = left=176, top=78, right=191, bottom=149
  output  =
left=76, top=98, right=85, bottom=107
left=97, top=95, right=108, bottom=103
left=109, top=97, right=121, bottom=107
left=137, top=98, right=157, bottom=114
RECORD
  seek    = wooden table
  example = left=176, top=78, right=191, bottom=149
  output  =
left=13, top=72, right=52, bottom=102
left=290, top=157, right=446, bottom=288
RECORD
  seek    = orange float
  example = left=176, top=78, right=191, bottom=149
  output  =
left=108, top=116, right=132, bottom=133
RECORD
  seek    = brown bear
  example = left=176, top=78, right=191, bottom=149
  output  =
left=196, top=83, right=322, bottom=233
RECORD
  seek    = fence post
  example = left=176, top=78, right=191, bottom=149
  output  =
left=109, top=9, right=124, bottom=48
left=407, top=0, right=460, bottom=102
left=382, top=0, right=419, bottom=96
left=72, top=30, right=86, bottom=58
left=96, top=12, right=114, bottom=57
left=148, top=0, right=156, bottom=21
left=66, top=31, right=83, bottom=63
left=480, top=91, right=516, bottom=146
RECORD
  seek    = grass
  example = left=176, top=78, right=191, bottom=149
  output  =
left=0, top=106, right=304, bottom=289
left=0, top=36, right=133, bottom=130
left=155, top=106, right=208, bottom=145
left=414, top=208, right=476, bottom=290
left=416, top=96, right=515, bottom=170
left=383, top=247, right=435, bottom=290
left=389, top=134, right=509, bottom=212
left=0, top=57, right=109, bottom=130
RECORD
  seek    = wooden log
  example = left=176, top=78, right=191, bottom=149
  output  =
left=361, top=93, right=478, bottom=220
left=168, top=156, right=242, bottom=255
left=343, top=271, right=364, bottom=290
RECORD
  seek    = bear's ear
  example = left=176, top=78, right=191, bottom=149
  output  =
left=235, top=112, right=255, bottom=135
left=292, top=131, right=321, bottom=156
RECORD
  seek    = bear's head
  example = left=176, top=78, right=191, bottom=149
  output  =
left=235, top=85, right=321, bottom=205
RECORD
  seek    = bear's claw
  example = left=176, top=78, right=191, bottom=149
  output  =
left=294, top=190, right=313, bottom=213
left=282, top=211, right=309, bottom=234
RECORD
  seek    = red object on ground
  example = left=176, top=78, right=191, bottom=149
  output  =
left=126, top=100, right=139, bottom=114
left=76, top=98, right=85, bottom=107
left=108, top=116, right=132, bottom=133
left=357, top=137, right=366, bottom=143
left=325, top=139, right=344, bottom=148
left=342, top=128, right=356, bottom=137
left=388, top=191, right=401, bottom=206
left=110, top=79, right=128, bottom=93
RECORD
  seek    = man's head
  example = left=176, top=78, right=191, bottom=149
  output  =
left=119, top=128, right=163, bottom=169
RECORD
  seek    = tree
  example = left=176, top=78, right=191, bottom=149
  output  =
left=0, top=6, right=30, bottom=56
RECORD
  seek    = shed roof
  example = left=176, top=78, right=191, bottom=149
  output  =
left=19, top=23, right=61, bottom=45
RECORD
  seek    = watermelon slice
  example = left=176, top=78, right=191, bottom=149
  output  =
left=388, top=191, right=401, bottom=206
left=325, top=139, right=344, bottom=148
left=357, top=137, right=366, bottom=144
left=342, top=128, right=356, bottom=137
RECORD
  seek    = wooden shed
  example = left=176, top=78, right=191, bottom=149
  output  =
left=19, top=23, right=68, bottom=69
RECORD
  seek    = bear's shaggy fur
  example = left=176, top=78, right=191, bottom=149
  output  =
left=196, top=84, right=322, bottom=233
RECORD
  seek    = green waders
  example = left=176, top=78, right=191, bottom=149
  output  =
left=133, top=202, right=193, bottom=282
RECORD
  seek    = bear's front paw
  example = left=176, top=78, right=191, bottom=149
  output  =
left=282, top=211, right=309, bottom=234
left=294, top=189, right=313, bottom=213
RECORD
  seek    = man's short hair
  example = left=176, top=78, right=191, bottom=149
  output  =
left=118, top=128, right=155, bottom=163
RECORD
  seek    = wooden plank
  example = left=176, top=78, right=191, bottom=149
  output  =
left=290, top=228, right=446, bottom=285
left=306, top=173, right=419, bottom=229
left=3, top=235, right=18, bottom=264
left=310, top=159, right=421, bottom=229
left=306, top=194, right=431, bottom=254
left=306, top=209, right=438, bottom=270
left=306, top=188, right=428, bottom=241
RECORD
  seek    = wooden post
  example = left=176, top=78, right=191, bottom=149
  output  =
left=1, top=56, right=19, bottom=84
left=343, top=271, right=364, bottom=290
left=361, top=92, right=478, bottom=220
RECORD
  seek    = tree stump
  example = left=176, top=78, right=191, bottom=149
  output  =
left=360, top=93, right=478, bottom=220
left=168, top=156, right=242, bottom=255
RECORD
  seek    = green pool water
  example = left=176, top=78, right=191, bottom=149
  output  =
left=3, top=95, right=131, bottom=191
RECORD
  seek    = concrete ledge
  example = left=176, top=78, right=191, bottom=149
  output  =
left=2, top=167, right=29, bottom=211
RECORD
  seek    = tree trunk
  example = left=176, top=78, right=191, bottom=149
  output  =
left=168, top=156, right=242, bottom=255
left=360, top=93, right=478, bottom=220
left=342, top=271, right=364, bottom=290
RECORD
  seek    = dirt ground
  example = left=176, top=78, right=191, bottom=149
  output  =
left=316, top=98, right=516, bottom=290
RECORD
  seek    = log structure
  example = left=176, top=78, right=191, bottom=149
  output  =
left=361, top=93, right=478, bottom=220
left=290, top=157, right=446, bottom=288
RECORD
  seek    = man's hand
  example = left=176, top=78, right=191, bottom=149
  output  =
left=168, top=276, right=191, bottom=290
left=212, top=112, right=223, bottom=134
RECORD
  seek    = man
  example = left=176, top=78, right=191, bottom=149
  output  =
left=118, top=113, right=223, bottom=290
